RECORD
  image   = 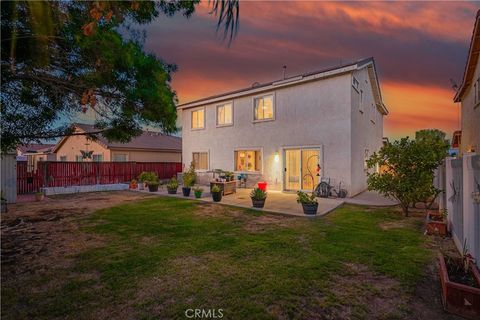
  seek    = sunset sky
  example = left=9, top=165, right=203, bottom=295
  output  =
left=141, top=1, right=478, bottom=139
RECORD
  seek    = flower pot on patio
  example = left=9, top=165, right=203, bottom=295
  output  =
left=182, top=187, right=191, bottom=197
left=148, top=183, right=159, bottom=192
left=438, top=253, right=480, bottom=320
left=250, top=188, right=267, bottom=208
left=301, top=203, right=318, bottom=215
left=35, top=192, right=44, bottom=202
left=167, top=187, right=177, bottom=194
left=211, top=191, right=222, bottom=202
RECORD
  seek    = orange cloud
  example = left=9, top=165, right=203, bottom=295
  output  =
left=382, top=82, right=460, bottom=139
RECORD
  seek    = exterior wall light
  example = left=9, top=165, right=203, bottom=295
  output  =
left=274, top=151, right=280, bottom=162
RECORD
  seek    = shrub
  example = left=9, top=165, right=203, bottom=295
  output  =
left=296, top=191, right=317, bottom=204
left=167, top=177, right=178, bottom=189
left=183, top=162, right=196, bottom=187
left=211, top=185, right=221, bottom=193
left=250, top=188, right=267, bottom=200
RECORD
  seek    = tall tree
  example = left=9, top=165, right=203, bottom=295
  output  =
left=1, top=0, right=240, bottom=153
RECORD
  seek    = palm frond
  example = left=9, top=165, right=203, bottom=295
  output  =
left=209, top=0, right=239, bottom=45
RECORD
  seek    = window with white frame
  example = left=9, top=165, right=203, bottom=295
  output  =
left=192, top=152, right=208, bottom=170
left=359, top=89, right=364, bottom=113
left=217, top=103, right=233, bottom=126
left=75, top=155, right=83, bottom=162
left=253, top=95, right=274, bottom=121
left=352, top=76, right=359, bottom=91
left=92, top=154, right=103, bottom=162
left=234, top=150, right=262, bottom=172
left=191, top=108, right=205, bottom=129
left=59, top=156, right=67, bottom=162
left=113, top=154, right=127, bottom=162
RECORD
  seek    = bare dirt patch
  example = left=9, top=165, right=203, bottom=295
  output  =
left=1, top=191, right=152, bottom=277
left=193, top=202, right=302, bottom=233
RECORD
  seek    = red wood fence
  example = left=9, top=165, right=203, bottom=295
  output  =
left=17, top=161, right=182, bottom=194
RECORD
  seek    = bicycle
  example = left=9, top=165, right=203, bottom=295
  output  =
left=314, top=178, right=348, bottom=198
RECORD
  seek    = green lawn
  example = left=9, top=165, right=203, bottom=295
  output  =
left=3, top=197, right=431, bottom=319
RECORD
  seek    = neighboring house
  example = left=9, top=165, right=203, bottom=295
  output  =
left=53, top=123, right=182, bottom=162
left=454, top=10, right=480, bottom=154
left=17, top=144, right=56, bottom=172
left=178, top=57, right=388, bottom=196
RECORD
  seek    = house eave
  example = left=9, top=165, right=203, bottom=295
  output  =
left=177, top=65, right=358, bottom=110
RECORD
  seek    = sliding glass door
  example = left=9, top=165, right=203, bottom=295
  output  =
left=284, top=148, right=321, bottom=191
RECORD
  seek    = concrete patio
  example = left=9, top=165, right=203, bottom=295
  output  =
left=137, top=187, right=343, bottom=217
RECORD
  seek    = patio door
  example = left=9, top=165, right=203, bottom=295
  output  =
left=284, top=148, right=321, bottom=191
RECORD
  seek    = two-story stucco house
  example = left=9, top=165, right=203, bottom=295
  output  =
left=178, top=58, right=388, bottom=196
left=454, top=10, right=480, bottom=154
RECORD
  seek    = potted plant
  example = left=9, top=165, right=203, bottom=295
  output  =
left=296, top=191, right=318, bottom=215
left=129, top=179, right=138, bottom=190
left=35, top=191, right=45, bottom=202
left=426, top=208, right=448, bottom=236
left=211, top=185, right=222, bottom=202
left=1, top=191, right=7, bottom=213
left=146, top=172, right=160, bottom=192
left=250, top=188, right=267, bottom=208
left=182, top=162, right=196, bottom=197
left=167, top=177, right=179, bottom=194
left=138, top=171, right=150, bottom=190
left=194, top=187, right=203, bottom=199
left=438, top=241, right=480, bottom=319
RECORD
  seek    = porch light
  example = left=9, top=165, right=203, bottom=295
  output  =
left=274, top=152, right=279, bottom=162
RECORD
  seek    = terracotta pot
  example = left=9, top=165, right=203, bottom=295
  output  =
left=438, top=253, right=480, bottom=319
left=426, top=221, right=448, bottom=236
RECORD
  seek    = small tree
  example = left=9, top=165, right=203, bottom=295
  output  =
left=366, top=134, right=448, bottom=216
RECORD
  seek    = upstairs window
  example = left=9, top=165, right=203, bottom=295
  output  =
left=191, top=108, right=205, bottom=129
left=359, top=89, right=364, bottom=113
left=192, top=152, right=208, bottom=170
left=352, top=76, right=359, bottom=91
left=254, top=95, right=274, bottom=121
left=217, top=103, right=233, bottom=126
left=92, top=154, right=103, bottom=162
left=59, top=156, right=67, bottom=162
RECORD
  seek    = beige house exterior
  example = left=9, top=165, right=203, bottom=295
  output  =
left=454, top=10, right=480, bottom=154
left=178, top=58, right=388, bottom=196
left=54, top=124, right=182, bottom=163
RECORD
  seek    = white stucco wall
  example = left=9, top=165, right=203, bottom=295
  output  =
left=181, top=68, right=385, bottom=195
left=350, top=68, right=384, bottom=196
left=460, top=57, right=480, bottom=154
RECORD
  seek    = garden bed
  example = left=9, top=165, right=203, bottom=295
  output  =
left=438, top=253, right=480, bottom=320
